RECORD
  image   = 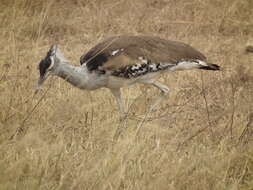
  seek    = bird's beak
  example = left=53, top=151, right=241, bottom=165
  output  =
left=35, top=74, right=49, bottom=93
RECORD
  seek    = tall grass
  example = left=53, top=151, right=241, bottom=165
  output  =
left=0, top=0, right=253, bottom=189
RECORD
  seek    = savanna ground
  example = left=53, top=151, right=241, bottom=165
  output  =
left=0, top=0, right=253, bottom=189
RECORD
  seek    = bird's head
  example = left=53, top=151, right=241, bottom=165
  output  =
left=36, top=44, right=67, bottom=91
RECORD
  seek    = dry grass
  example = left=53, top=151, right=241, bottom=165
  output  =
left=1, top=0, right=253, bottom=189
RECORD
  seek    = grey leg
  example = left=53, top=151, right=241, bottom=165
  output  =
left=110, top=88, right=126, bottom=120
left=150, top=81, right=170, bottom=110
left=140, top=80, right=170, bottom=110
left=152, top=81, right=170, bottom=95
left=110, top=88, right=128, bottom=140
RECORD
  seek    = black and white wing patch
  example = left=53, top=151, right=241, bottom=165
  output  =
left=111, top=57, right=174, bottom=78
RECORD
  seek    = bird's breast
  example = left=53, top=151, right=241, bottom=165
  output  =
left=81, top=72, right=108, bottom=90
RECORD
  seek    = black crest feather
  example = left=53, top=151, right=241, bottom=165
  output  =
left=39, top=51, right=52, bottom=77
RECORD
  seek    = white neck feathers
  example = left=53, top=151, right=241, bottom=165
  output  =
left=53, top=62, right=107, bottom=90
left=54, top=63, right=89, bottom=89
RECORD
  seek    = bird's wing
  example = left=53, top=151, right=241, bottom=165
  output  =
left=80, top=35, right=207, bottom=72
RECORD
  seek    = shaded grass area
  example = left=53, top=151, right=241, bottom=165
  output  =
left=0, top=0, right=253, bottom=189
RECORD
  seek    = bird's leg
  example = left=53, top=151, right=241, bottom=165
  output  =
left=110, top=88, right=129, bottom=141
left=110, top=88, right=127, bottom=120
left=140, top=80, right=170, bottom=111
left=150, top=81, right=170, bottom=111
left=152, top=81, right=170, bottom=95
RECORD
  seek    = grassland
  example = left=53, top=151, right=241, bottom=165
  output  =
left=0, top=0, right=253, bottom=189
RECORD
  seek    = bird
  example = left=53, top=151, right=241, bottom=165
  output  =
left=37, top=35, right=220, bottom=119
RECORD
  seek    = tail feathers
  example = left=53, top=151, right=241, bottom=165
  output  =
left=169, top=60, right=220, bottom=71
left=199, top=63, right=220, bottom=71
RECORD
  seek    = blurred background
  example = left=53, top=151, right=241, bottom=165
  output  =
left=0, top=0, right=253, bottom=189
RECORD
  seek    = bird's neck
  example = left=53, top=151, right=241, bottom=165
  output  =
left=54, top=62, right=90, bottom=89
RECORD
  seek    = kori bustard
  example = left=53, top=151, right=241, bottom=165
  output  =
left=37, top=35, right=220, bottom=119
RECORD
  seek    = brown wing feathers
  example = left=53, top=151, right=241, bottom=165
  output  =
left=80, top=36, right=206, bottom=72
left=80, top=36, right=119, bottom=70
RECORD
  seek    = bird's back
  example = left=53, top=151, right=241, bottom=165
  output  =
left=80, top=35, right=206, bottom=72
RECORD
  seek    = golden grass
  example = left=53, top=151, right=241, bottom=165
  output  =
left=1, top=0, right=253, bottom=189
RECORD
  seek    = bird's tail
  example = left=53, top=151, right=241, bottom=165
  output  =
left=197, top=60, right=221, bottom=71
left=168, top=60, right=221, bottom=71
left=198, top=63, right=220, bottom=70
